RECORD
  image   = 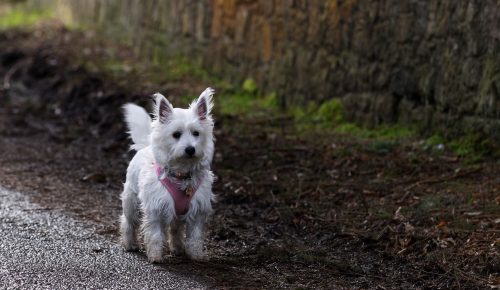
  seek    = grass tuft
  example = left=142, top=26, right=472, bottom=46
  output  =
left=0, top=5, right=53, bottom=30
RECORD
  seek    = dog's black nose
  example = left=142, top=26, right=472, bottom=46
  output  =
left=185, top=146, right=195, bottom=156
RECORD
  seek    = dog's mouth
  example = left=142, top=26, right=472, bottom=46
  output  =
left=177, top=154, right=200, bottom=162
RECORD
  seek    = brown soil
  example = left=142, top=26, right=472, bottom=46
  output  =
left=0, top=25, right=499, bottom=289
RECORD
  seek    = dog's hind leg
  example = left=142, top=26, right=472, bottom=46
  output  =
left=120, top=184, right=140, bottom=251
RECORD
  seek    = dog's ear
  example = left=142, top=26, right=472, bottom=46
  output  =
left=153, top=93, right=173, bottom=124
left=195, top=87, right=214, bottom=120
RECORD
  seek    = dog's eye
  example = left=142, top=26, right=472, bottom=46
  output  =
left=192, top=131, right=199, bottom=137
left=172, top=131, right=181, bottom=139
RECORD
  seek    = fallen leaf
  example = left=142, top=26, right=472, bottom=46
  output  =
left=393, top=206, right=405, bottom=221
left=404, top=222, right=415, bottom=234
left=81, top=173, right=107, bottom=183
left=464, top=211, right=482, bottom=216
left=363, top=189, right=377, bottom=196
left=437, top=220, right=447, bottom=228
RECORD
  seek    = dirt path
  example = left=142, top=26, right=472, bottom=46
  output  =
left=0, top=26, right=498, bottom=289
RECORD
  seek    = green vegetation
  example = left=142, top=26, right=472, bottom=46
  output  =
left=94, top=54, right=217, bottom=84
left=424, top=133, right=498, bottom=162
left=291, top=100, right=344, bottom=126
left=242, top=78, right=258, bottom=95
left=291, top=99, right=415, bottom=140
left=425, top=134, right=445, bottom=148
left=338, top=124, right=415, bottom=139
left=216, top=79, right=279, bottom=117
left=0, top=4, right=53, bottom=30
left=158, top=56, right=213, bottom=82
left=448, top=134, right=494, bottom=159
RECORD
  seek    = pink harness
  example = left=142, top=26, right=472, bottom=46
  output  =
left=153, top=163, right=200, bottom=215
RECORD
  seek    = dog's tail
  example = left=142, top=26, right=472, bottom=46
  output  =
left=123, top=103, right=151, bottom=151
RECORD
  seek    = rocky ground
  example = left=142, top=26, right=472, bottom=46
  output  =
left=0, top=25, right=499, bottom=289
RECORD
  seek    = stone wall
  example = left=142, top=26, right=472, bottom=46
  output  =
left=33, top=0, right=500, bottom=139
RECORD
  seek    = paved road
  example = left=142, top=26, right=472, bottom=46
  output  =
left=0, top=187, right=205, bottom=290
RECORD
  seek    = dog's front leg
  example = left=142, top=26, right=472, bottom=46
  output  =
left=120, top=186, right=140, bottom=251
left=142, top=212, right=167, bottom=263
left=169, top=220, right=185, bottom=255
left=185, top=215, right=208, bottom=261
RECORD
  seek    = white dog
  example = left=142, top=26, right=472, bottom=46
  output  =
left=120, top=88, right=215, bottom=262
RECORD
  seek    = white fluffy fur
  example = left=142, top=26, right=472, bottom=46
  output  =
left=120, top=87, right=216, bottom=262
left=122, top=103, right=152, bottom=150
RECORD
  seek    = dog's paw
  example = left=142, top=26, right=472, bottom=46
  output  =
left=146, top=247, right=164, bottom=263
left=171, top=247, right=185, bottom=256
left=187, top=251, right=209, bottom=262
left=121, top=240, right=139, bottom=252
left=147, top=253, right=164, bottom=263
left=124, top=244, right=139, bottom=252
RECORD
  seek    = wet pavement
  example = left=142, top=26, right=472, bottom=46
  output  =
left=0, top=187, right=205, bottom=290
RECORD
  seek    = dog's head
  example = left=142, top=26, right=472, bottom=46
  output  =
left=150, top=88, right=215, bottom=172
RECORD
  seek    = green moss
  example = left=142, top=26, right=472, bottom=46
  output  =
left=218, top=92, right=255, bottom=115
left=0, top=5, right=53, bottom=30
left=213, top=78, right=282, bottom=116
left=291, top=99, right=415, bottom=140
left=291, top=99, right=344, bottom=127
left=316, top=99, right=344, bottom=124
left=426, top=134, right=445, bottom=147
left=217, top=87, right=279, bottom=117
left=380, top=126, right=414, bottom=138
left=335, top=123, right=360, bottom=134
left=422, top=132, right=499, bottom=161
left=260, top=91, right=278, bottom=108
left=242, top=78, right=258, bottom=95
left=448, top=134, right=496, bottom=162
left=336, top=123, right=414, bottom=140
left=157, top=55, right=212, bottom=82
left=449, top=137, right=475, bottom=157
left=291, top=102, right=318, bottom=123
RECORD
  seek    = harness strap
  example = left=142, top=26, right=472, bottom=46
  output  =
left=153, top=163, right=201, bottom=215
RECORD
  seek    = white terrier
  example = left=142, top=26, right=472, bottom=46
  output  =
left=120, top=88, right=215, bottom=262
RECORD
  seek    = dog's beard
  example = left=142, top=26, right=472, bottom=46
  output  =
left=167, top=154, right=204, bottom=173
